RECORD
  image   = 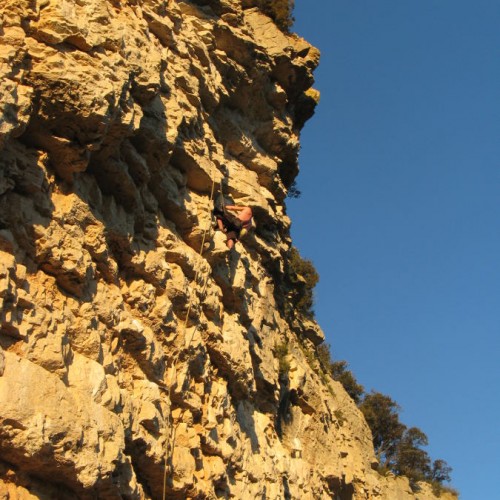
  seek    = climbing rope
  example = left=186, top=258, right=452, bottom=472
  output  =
left=162, top=164, right=220, bottom=500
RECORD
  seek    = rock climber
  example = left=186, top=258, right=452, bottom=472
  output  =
left=213, top=202, right=253, bottom=250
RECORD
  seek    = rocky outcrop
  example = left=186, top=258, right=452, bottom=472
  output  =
left=0, top=1, right=454, bottom=499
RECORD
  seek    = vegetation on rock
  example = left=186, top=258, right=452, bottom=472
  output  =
left=274, top=341, right=290, bottom=377
left=316, top=343, right=455, bottom=494
left=286, top=180, right=302, bottom=199
left=281, top=245, right=456, bottom=495
left=285, top=246, right=319, bottom=319
left=317, top=343, right=365, bottom=404
left=249, top=0, right=295, bottom=31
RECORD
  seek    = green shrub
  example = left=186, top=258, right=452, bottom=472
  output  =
left=275, top=342, right=290, bottom=377
left=316, top=344, right=365, bottom=404
left=316, top=343, right=332, bottom=371
left=285, top=246, right=319, bottom=319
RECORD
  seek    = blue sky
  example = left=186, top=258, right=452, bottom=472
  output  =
left=288, top=1, right=499, bottom=498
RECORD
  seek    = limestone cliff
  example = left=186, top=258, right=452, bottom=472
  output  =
left=0, top=1, right=454, bottom=499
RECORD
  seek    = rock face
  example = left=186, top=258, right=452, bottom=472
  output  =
left=0, top=2, right=454, bottom=499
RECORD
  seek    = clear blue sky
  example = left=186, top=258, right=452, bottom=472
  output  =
left=289, top=2, right=499, bottom=498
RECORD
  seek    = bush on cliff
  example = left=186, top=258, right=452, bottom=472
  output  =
left=274, top=342, right=290, bottom=377
left=251, top=0, right=295, bottom=31
left=316, top=343, right=364, bottom=404
left=285, top=246, right=319, bottom=319
left=286, top=180, right=301, bottom=199
left=360, top=392, right=453, bottom=493
left=314, top=345, right=455, bottom=494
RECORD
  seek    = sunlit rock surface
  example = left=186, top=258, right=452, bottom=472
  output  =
left=0, top=1, right=455, bottom=498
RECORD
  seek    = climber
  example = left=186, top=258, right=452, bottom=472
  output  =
left=213, top=200, right=253, bottom=250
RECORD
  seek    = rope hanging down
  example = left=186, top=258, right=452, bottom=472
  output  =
left=162, top=166, right=220, bottom=500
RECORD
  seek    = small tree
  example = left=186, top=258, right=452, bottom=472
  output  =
left=431, top=459, right=452, bottom=484
left=360, top=392, right=455, bottom=493
left=313, top=352, right=455, bottom=493
left=394, top=427, right=432, bottom=488
left=359, top=392, right=406, bottom=469
left=431, top=458, right=453, bottom=495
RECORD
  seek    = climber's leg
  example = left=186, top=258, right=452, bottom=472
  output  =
left=225, top=230, right=238, bottom=249
left=216, top=217, right=226, bottom=232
